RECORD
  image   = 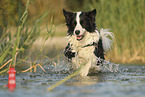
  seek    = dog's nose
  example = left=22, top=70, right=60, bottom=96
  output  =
left=75, top=30, right=80, bottom=35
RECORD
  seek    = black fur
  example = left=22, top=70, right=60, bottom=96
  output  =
left=80, top=9, right=97, bottom=32
left=63, top=9, right=76, bottom=35
left=64, top=43, right=75, bottom=60
left=94, top=39, right=105, bottom=65
left=94, top=39, right=105, bottom=60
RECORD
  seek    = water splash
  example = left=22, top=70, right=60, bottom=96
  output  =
left=46, top=57, right=74, bottom=74
left=101, top=60, right=119, bottom=72
left=46, top=57, right=119, bottom=76
left=44, top=50, right=120, bottom=75
left=96, top=58, right=119, bottom=73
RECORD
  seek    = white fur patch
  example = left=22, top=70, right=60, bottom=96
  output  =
left=74, top=12, right=86, bottom=35
left=100, top=28, right=114, bottom=51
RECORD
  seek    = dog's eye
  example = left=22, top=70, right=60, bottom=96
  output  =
left=72, top=21, right=76, bottom=26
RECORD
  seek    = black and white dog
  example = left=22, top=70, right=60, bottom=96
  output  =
left=63, top=9, right=114, bottom=76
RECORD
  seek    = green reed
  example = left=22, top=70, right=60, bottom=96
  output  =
left=0, top=0, right=52, bottom=74
left=88, top=0, right=144, bottom=63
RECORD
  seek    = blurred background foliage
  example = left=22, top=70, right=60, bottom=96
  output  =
left=0, top=0, right=144, bottom=64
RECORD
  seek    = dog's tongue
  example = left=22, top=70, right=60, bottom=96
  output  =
left=77, top=36, right=82, bottom=40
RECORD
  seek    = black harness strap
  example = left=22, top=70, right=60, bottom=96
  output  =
left=83, top=42, right=97, bottom=48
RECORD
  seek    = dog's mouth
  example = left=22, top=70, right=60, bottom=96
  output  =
left=76, top=35, right=84, bottom=41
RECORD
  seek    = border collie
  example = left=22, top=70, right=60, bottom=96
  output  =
left=63, top=9, right=114, bottom=76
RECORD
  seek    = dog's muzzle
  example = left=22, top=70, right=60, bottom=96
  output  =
left=75, top=30, right=85, bottom=41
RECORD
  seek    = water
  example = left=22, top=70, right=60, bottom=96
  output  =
left=0, top=60, right=145, bottom=97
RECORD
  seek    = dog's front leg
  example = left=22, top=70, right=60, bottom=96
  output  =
left=64, top=43, right=75, bottom=60
left=79, top=60, right=92, bottom=76
left=72, top=57, right=90, bottom=76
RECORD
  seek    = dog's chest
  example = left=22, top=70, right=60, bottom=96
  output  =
left=73, top=46, right=96, bottom=64
left=77, top=46, right=95, bottom=58
left=72, top=45, right=97, bottom=70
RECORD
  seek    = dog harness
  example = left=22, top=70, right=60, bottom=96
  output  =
left=83, top=42, right=97, bottom=48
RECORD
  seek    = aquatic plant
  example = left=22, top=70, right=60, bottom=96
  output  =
left=0, top=0, right=53, bottom=74
left=0, top=0, right=31, bottom=74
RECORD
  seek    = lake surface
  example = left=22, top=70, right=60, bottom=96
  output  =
left=0, top=58, right=145, bottom=97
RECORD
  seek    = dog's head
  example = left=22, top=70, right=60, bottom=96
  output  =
left=63, top=9, right=97, bottom=41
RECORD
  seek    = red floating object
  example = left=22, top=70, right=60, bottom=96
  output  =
left=8, top=68, right=16, bottom=92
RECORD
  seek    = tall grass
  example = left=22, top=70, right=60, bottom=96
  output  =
left=88, top=0, right=145, bottom=63
left=0, top=0, right=31, bottom=74
left=0, top=0, right=52, bottom=74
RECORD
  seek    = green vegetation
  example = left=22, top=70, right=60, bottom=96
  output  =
left=0, top=0, right=53, bottom=74
left=0, top=0, right=144, bottom=72
left=88, top=0, right=144, bottom=63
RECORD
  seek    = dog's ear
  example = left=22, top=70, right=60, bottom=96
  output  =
left=86, top=9, right=97, bottom=18
left=63, top=9, right=73, bottom=19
